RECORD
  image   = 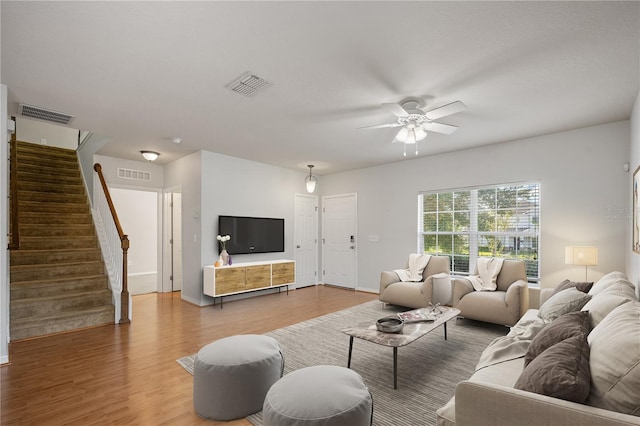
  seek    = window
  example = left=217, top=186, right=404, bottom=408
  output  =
left=419, top=183, right=540, bottom=282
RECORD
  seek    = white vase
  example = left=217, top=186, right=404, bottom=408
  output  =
left=221, top=249, right=229, bottom=266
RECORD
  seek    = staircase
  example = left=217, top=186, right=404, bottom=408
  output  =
left=9, top=141, right=114, bottom=341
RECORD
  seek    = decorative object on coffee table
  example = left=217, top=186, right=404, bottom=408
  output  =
left=376, top=317, right=404, bottom=333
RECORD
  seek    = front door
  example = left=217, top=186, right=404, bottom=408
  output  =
left=322, top=193, right=357, bottom=289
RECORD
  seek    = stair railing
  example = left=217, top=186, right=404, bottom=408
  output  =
left=93, top=163, right=130, bottom=324
left=8, top=134, right=19, bottom=249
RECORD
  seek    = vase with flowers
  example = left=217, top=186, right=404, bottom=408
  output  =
left=217, top=234, right=231, bottom=265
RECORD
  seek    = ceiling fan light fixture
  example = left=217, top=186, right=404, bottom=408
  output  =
left=396, top=125, right=427, bottom=144
left=305, top=164, right=318, bottom=193
left=141, top=150, right=160, bottom=161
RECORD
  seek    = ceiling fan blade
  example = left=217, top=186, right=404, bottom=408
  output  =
left=422, top=122, right=459, bottom=135
left=423, top=101, right=467, bottom=120
left=357, top=122, right=403, bottom=130
left=381, top=103, right=409, bottom=117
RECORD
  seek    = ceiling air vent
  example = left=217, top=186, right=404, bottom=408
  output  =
left=225, top=72, right=272, bottom=97
left=18, top=103, right=75, bottom=125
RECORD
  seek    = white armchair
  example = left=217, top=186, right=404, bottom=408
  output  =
left=452, top=259, right=530, bottom=326
left=379, top=255, right=450, bottom=309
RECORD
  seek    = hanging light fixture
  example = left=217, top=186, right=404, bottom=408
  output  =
left=140, top=150, right=160, bottom=161
left=305, top=165, right=318, bottom=193
left=396, top=123, right=427, bottom=156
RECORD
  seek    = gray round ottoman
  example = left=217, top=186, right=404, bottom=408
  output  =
left=263, top=365, right=373, bottom=426
left=193, top=334, right=284, bottom=420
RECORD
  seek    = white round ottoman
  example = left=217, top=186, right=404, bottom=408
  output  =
left=193, top=334, right=284, bottom=420
left=263, top=365, right=373, bottom=426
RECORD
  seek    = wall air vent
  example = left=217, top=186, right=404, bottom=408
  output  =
left=225, top=72, right=272, bottom=97
left=18, top=103, right=75, bottom=125
left=117, top=168, right=151, bottom=182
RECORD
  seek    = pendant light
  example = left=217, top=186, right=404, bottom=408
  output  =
left=305, top=165, right=318, bottom=193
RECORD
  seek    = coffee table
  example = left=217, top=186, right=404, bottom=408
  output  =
left=342, top=306, right=461, bottom=389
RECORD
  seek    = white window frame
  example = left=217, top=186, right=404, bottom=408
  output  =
left=418, top=182, right=540, bottom=283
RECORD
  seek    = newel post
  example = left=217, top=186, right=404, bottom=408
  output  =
left=120, top=235, right=130, bottom=324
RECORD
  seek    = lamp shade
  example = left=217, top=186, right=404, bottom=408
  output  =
left=565, top=246, right=598, bottom=266
left=305, top=165, right=317, bottom=193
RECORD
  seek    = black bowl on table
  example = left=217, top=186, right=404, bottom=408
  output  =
left=376, top=317, right=404, bottom=333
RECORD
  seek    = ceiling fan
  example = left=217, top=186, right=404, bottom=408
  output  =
left=359, top=98, right=466, bottom=156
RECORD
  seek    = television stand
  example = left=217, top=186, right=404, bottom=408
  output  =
left=203, top=260, right=295, bottom=308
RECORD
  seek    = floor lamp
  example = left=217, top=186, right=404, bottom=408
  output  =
left=565, top=246, right=598, bottom=281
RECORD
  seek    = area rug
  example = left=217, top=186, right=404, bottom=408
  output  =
left=177, top=300, right=507, bottom=426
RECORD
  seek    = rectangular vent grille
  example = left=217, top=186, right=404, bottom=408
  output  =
left=18, top=103, right=75, bottom=125
left=226, top=72, right=272, bottom=97
left=117, top=168, right=151, bottom=181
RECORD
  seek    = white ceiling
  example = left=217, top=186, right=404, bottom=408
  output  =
left=2, top=1, right=639, bottom=175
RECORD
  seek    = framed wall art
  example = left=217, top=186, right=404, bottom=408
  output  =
left=633, top=165, right=640, bottom=253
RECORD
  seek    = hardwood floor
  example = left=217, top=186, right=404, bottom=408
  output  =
left=1, top=285, right=376, bottom=425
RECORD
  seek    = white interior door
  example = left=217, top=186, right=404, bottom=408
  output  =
left=294, top=194, right=318, bottom=288
left=322, top=193, right=357, bottom=289
left=163, top=187, right=183, bottom=293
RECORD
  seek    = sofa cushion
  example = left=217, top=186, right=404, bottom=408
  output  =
left=524, top=310, right=590, bottom=367
left=551, top=279, right=593, bottom=296
left=515, top=334, right=591, bottom=403
left=538, top=287, right=591, bottom=322
left=588, top=272, right=630, bottom=296
left=581, top=293, right=633, bottom=328
left=587, top=301, right=640, bottom=416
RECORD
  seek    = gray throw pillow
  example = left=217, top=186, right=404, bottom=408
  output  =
left=515, top=334, right=591, bottom=403
left=538, top=287, right=591, bottom=322
left=551, top=279, right=593, bottom=296
left=524, top=310, right=591, bottom=368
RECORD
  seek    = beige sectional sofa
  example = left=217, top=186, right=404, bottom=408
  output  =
left=437, top=271, right=640, bottom=426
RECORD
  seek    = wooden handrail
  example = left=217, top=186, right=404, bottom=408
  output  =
left=9, top=131, right=19, bottom=250
left=94, top=163, right=130, bottom=324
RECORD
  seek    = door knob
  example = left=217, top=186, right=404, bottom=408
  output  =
left=296, top=245, right=301, bottom=248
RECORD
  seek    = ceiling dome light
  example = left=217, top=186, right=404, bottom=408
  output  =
left=140, top=150, right=160, bottom=161
left=305, top=164, right=318, bottom=193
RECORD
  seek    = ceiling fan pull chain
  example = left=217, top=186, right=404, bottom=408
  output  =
left=415, top=141, right=418, bottom=156
left=403, top=143, right=407, bottom=157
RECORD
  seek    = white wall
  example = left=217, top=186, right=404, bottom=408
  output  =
left=110, top=188, right=158, bottom=275
left=94, top=154, right=164, bottom=190
left=16, top=116, right=78, bottom=150
left=320, top=121, right=630, bottom=293
left=627, top=90, right=640, bottom=297
left=164, top=152, right=202, bottom=305
left=164, top=150, right=306, bottom=306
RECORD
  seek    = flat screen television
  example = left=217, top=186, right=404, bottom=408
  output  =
left=218, top=215, right=285, bottom=255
